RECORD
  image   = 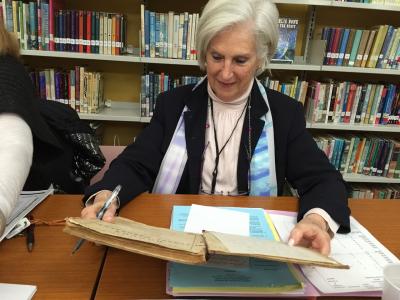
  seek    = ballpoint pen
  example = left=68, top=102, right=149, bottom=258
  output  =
left=71, top=184, right=122, bottom=254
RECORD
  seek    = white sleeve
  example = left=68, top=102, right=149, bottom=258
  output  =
left=304, top=207, right=340, bottom=236
left=0, top=114, right=33, bottom=221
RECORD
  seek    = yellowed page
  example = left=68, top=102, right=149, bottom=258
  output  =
left=66, top=217, right=205, bottom=253
left=203, top=231, right=349, bottom=269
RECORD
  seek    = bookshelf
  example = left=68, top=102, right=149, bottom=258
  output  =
left=306, top=122, right=400, bottom=132
left=78, top=101, right=142, bottom=122
left=2, top=0, right=400, bottom=188
left=343, top=174, right=400, bottom=184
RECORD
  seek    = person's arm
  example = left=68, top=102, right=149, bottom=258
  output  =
left=283, top=101, right=350, bottom=255
left=0, top=114, right=33, bottom=235
left=81, top=87, right=186, bottom=221
left=285, top=101, right=350, bottom=228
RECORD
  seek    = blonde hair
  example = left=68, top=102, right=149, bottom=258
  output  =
left=0, top=21, right=20, bottom=58
left=196, top=0, right=279, bottom=76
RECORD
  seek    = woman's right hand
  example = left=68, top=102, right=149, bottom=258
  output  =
left=80, top=190, right=119, bottom=222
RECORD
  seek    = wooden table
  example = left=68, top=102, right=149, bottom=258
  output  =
left=0, top=195, right=106, bottom=300
left=94, top=194, right=400, bottom=299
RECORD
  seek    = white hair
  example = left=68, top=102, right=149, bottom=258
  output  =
left=196, top=0, right=279, bottom=75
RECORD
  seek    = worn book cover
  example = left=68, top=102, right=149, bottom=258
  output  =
left=272, top=17, right=299, bottom=63
left=64, top=216, right=348, bottom=269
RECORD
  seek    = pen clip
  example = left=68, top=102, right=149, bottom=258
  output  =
left=96, top=185, right=122, bottom=220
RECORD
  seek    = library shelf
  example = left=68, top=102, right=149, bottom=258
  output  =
left=78, top=102, right=142, bottom=122
left=269, top=63, right=321, bottom=71
left=21, top=49, right=142, bottom=63
left=343, top=174, right=400, bottom=184
left=273, top=0, right=331, bottom=6
left=21, top=50, right=322, bottom=70
left=139, top=57, right=198, bottom=66
left=22, top=49, right=400, bottom=76
left=273, top=0, right=400, bottom=11
left=306, top=122, right=400, bottom=132
left=320, top=65, right=400, bottom=75
left=329, top=1, right=400, bottom=12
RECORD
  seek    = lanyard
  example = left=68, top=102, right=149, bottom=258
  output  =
left=209, top=97, right=248, bottom=194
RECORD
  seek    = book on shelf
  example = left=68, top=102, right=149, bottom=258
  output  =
left=140, top=5, right=198, bottom=60
left=29, top=66, right=104, bottom=114
left=353, top=29, right=370, bottom=67
left=321, top=24, right=400, bottom=69
left=63, top=215, right=347, bottom=269
left=2, top=0, right=127, bottom=55
left=140, top=73, right=202, bottom=117
left=314, top=133, right=400, bottom=178
left=261, top=76, right=308, bottom=104
left=350, top=183, right=400, bottom=199
left=305, top=79, right=400, bottom=126
left=337, top=28, right=350, bottom=66
left=331, top=27, right=343, bottom=65
left=272, top=17, right=299, bottom=64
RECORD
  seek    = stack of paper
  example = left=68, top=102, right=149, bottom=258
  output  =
left=0, top=186, right=53, bottom=242
left=268, top=211, right=400, bottom=297
left=166, top=205, right=305, bottom=296
left=0, top=283, right=36, bottom=300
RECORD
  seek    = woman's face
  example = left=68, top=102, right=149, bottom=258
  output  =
left=205, top=22, right=260, bottom=102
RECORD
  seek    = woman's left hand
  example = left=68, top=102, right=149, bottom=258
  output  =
left=288, top=213, right=332, bottom=256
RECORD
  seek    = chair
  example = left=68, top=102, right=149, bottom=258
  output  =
left=90, top=145, right=126, bottom=185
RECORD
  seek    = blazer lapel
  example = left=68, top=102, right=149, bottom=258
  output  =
left=183, top=80, right=208, bottom=193
left=237, top=80, right=269, bottom=192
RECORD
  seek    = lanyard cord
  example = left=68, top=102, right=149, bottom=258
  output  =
left=209, top=97, right=249, bottom=194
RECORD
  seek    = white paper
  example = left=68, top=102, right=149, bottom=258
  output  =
left=269, top=213, right=400, bottom=294
left=184, top=204, right=249, bottom=236
left=0, top=186, right=54, bottom=242
left=0, top=283, right=36, bottom=300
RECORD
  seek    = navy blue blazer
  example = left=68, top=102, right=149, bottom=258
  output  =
left=86, top=79, right=351, bottom=232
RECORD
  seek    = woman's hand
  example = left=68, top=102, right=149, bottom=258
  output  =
left=288, top=213, right=332, bottom=256
left=81, top=190, right=118, bottom=222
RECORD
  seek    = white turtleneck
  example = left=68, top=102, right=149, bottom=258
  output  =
left=200, top=81, right=339, bottom=235
left=200, top=82, right=252, bottom=195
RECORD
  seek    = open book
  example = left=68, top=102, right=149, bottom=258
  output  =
left=64, top=216, right=348, bottom=269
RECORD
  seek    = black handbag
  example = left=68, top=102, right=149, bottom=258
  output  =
left=39, top=100, right=105, bottom=184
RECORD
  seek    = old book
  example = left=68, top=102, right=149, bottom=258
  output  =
left=64, top=216, right=348, bottom=269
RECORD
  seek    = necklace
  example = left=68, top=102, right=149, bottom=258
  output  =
left=209, top=96, right=249, bottom=194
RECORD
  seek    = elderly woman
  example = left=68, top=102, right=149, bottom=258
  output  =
left=83, top=0, right=350, bottom=255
